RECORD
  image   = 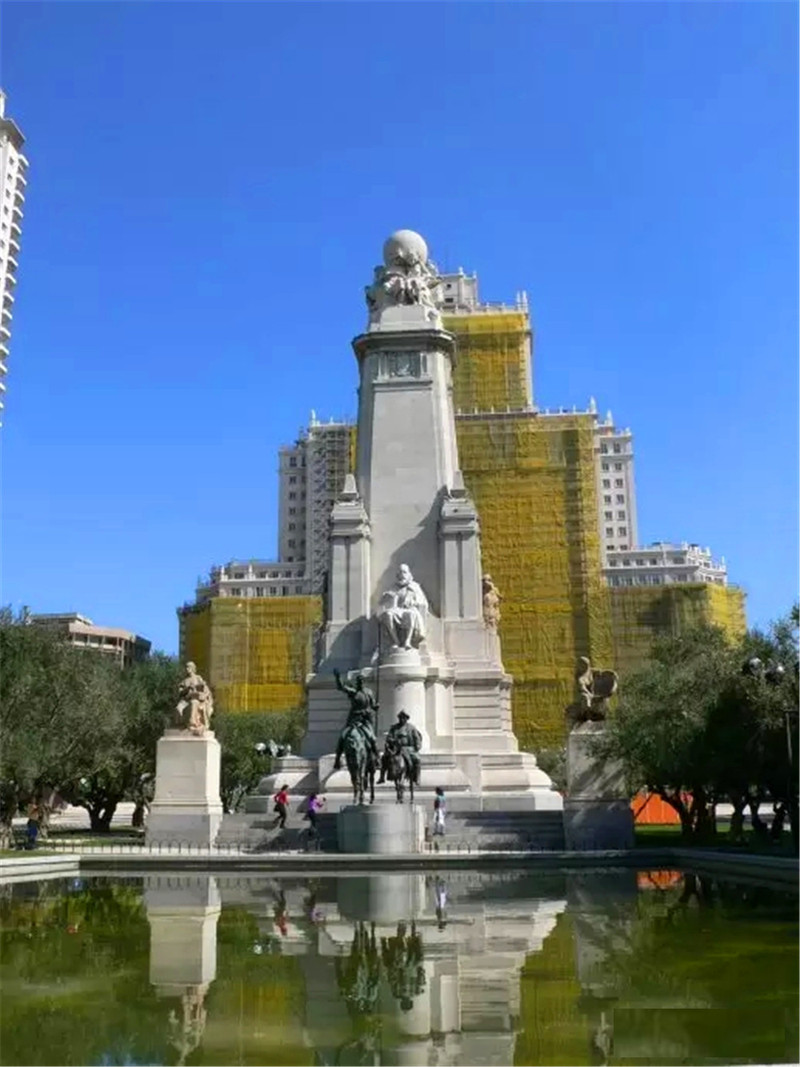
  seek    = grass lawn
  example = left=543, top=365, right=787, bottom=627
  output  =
left=635, top=822, right=796, bottom=856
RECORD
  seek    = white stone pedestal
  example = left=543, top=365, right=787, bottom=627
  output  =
left=563, top=723, right=633, bottom=850
left=146, top=730, right=223, bottom=847
left=338, top=803, right=424, bottom=853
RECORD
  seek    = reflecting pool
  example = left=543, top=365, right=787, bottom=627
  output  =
left=0, top=868, right=796, bottom=1066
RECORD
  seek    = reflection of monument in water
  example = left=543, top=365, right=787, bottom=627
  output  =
left=144, top=875, right=221, bottom=1066
left=259, top=230, right=561, bottom=825
left=296, top=872, right=567, bottom=1066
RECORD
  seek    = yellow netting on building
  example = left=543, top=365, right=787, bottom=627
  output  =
left=444, top=311, right=533, bottom=413
left=610, top=583, right=746, bottom=678
left=179, top=597, right=323, bottom=715
left=456, top=412, right=613, bottom=752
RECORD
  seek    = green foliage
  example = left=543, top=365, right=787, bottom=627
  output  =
left=536, top=746, right=567, bottom=793
left=0, top=607, right=182, bottom=840
left=215, top=708, right=305, bottom=813
left=597, top=609, right=799, bottom=846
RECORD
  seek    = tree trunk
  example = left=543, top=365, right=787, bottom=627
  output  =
left=131, top=801, right=147, bottom=829
left=659, top=790, right=693, bottom=839
left=0, top=818, right=14, bottom=850
left=88, top=800, right=118, bottom=833
left=770, top=803, right=787, bottom=840
left=748, top=795, right=769, bottom=839
left=729, top=794, right=747, bottom=844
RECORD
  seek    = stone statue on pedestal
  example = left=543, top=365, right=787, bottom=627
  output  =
left=377, top=564, right=428, bottom=651
left=175, top=662, right=214, bottom=735
left=565, top=657, right=619, bottom=731
left=482, top=574, right=502, bottom=631
left=365, top=229, right=441, bottom=320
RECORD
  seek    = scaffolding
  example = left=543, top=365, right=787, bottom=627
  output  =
left=610, top=583, right=746, bottom=678
left=456, top=410, right=613, bottom=752
left=445, top=311, right=533, bottom=413
left=179, top=596, right=323, bottom=715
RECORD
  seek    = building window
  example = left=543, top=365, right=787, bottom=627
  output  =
left=614, top=462, right=622, bottom=471
left=605, top=527, right=614, bottom=536
left=649, top=558, right=658, bottom=565
left=617, top=510, right=626, bottom=520
left=636, top=559, right=645, bottom=566
left=614, top=479, right=623, bottom=487
left=602, top=479, right=610, bottom=489
left=288, top=492, right=296, bottom=500
left=288, top=522, right=296, bottom=530
left=288, top=539, right=296, bottom=548
left=600, top=444, right=608, bottom=453
left=289, top=507, right=296, bottom=515
left=234, top=572, right=245, bottom=579
left=613, top=443, right=622, bottom=453
left=257, top=571, right=267, bottom=579
left=604, top=511, right=613, bottom=520
left=289, top=457, right=297, bottom=467
left=608, top=559, right=618, bottom=567
left=623, top=559, right=632, bottom=567
left=282, top=585, right=289, bottom=594
left=603, top=495, right=611, bottom=504
left=289, top=476, right=296, bottom=484
left=620, top=543, right=628, bottom=550
left=616, top=494, right=625, bottom=503
left=618, top=526, right=627, bottom=537
left=601, top=463, right=609, bottom=471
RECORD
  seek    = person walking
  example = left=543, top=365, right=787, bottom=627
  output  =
left=305, top=793, right=325, bottom=849
left=25, top=804, right=40, bottom=850
left=273, top=784, right=290, bottom=830
left=432, top=787, right=446, bottom=837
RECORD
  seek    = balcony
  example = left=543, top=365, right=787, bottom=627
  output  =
left=0, top=360, right=7, bottom=377
left=0, top=325, right=10, bottom=343
left=3, top=290, right=13, bottom=307
left=11, top=204, right=22, bottom=224
left=13, top=186, right=24, bottom=207
left=10, top=220, right=21, bottom=238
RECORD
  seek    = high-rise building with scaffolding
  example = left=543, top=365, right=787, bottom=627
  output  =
left=179, top=248, right=744, bottom=743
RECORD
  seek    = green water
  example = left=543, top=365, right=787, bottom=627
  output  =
left=0, top=868, right=796, bottom=1066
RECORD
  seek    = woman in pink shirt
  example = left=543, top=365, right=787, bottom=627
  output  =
left=273, top=785, right=289, bottom=829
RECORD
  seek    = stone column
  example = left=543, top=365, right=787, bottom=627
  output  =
left=438, top=473, right=482, bottom=623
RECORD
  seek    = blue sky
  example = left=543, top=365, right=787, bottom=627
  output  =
left=1, top=1, right=797, bottom=654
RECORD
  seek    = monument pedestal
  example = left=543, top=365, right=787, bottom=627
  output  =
left=146, top=730, right=223, bottom=846
left=338, top=803, right=424, bottom=854
left=563, top=723, right=633, bottom=850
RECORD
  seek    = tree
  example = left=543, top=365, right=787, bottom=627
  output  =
left=0, top=609, right=121, bottom=844
left=58, top=654, right=182, bottom=831
left=596, top=611, right=798, bottom=847
left=215, top=709, right=305, bottom=814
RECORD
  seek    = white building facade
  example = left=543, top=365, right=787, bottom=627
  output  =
left=0, top=90, right=27, bottom=424
left=604, top=542, right=728, bottom=588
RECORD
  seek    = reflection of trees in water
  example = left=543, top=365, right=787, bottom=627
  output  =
left=332, top=920, right=427, bottom=1065
left=575, top=872, right=799, bottom=1064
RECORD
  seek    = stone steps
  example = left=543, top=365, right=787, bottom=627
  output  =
left=219, top=808, right=564, bottom=852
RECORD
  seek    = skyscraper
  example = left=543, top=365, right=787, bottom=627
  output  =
left=0, top=90, right=27, bottom=424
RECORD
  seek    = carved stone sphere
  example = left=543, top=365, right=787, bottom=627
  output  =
left=383, top=229, right=428, bottom=268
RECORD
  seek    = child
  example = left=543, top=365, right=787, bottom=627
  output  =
left=273, top=784, right=290, bottom=830
left=432, top=787, right=446, bottom=836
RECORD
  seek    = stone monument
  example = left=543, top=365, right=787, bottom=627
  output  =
left=146, top=662, right=223, bottom=846
left=563, top=658, right=633, bottom=850
left=253, top=230, right=561, bottom=829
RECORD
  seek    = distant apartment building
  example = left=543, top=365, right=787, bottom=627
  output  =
left=30, top=613, right=151, bottom=668
left=0, top=90, right=27, bottom=424
left=605, top=542, right=727, bottom=588
left=592, top=408, right=638, bottom=558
